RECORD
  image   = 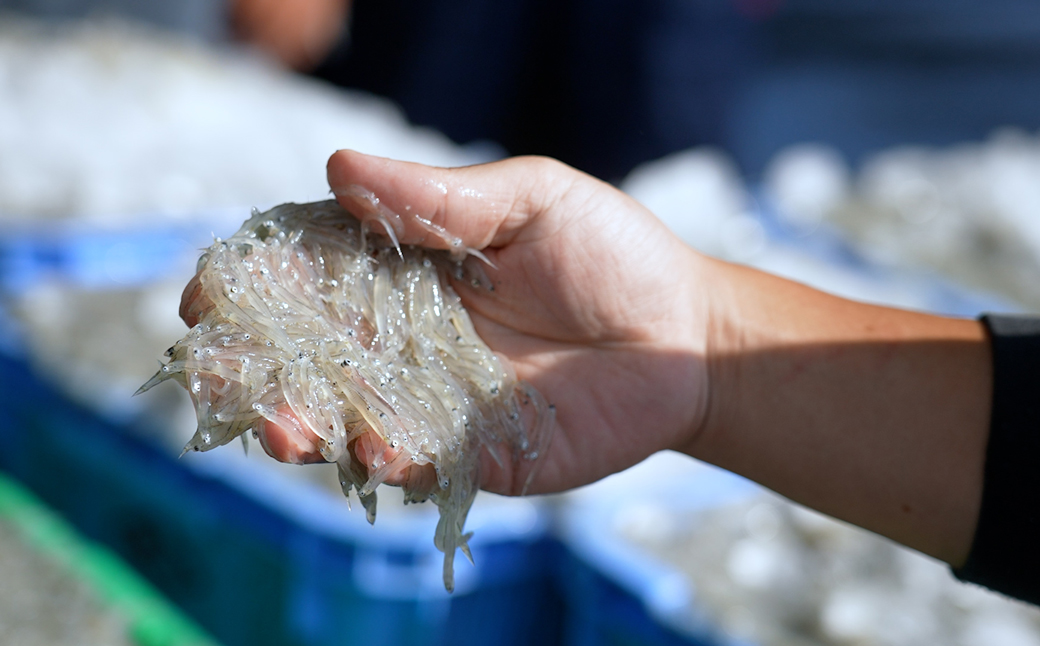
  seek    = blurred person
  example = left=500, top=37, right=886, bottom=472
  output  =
left=183, top=150, right=1040, bottom=606
left=229, top=0, right=350, bottom=71
left=233, top=0, right=1040, bottom=179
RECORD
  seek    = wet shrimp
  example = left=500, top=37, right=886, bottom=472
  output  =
left=138, top=200, right=554, bottom=591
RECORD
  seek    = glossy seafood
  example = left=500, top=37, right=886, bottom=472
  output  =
left=139, top=200, right=553, bottom=591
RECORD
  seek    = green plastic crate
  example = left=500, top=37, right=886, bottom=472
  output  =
left=0, top=471, right=220, bottom=646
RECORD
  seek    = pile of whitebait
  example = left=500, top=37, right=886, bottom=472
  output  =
left=139, top=200, right=553, bottom=591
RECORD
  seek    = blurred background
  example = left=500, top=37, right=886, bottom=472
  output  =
left=2, top=1, right=1040, bottom=645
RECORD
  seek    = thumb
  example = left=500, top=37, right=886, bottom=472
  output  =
left=326, top=150, right=575, bottom=252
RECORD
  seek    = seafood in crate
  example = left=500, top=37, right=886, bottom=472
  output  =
left=139, top=200, right=553, bottom=591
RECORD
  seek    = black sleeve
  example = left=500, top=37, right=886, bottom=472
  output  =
left=954, top=314, right=1040, bottom=604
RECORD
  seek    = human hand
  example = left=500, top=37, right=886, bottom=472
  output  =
left=179, top=151, right=993, bottom=569
left=182, top=151, right=713, bottom=496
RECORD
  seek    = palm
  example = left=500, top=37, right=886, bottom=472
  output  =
left=444, top=188, right=709, bottom=495
left=216, top=151, right=712, bottom=497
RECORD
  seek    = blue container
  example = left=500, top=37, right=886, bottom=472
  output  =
left=0, top=211, right=564, bottom=646
left=0, top=348, right=564, bottom=646
left=0, top=211, right=243, bottom=294
left=555, top=456, right=762, bottom=646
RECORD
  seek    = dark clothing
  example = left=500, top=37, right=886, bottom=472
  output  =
left=313, top=0, right=1040, bottom=180
left=312, top=0, right=760, bottom=182
left=955, top=314, right=1040, bottom=605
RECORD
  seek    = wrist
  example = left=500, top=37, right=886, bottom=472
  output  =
left=676, top=256, right=749, bottom=461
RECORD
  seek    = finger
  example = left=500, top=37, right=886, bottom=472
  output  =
left=326, top=150, right=579, bottom=251
left=352, top=430, right=437, bottom=489
left=478, top=446, right=516, bottom=496
left=179, top=274, right=212, bottom=328
left=254, top=404, right=326, bottom=464
left=254, top=403, right=438, bottom=488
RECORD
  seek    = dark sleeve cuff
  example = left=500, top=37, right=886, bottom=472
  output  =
left=954, top=314, right=1040, bottom=604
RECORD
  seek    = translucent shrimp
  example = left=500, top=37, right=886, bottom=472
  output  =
left=138, top=200, right=554, bottom=591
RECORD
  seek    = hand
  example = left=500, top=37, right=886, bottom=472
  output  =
left=318, top=152, right=987, bottom=566
left=330, top=152, right=715, bottom=496
left=182, top=151, right=713, bottom=496
left=181, top=151, right=992, bottom=567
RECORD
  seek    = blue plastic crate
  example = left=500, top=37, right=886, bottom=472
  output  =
left=0, top=210, right=566, bottom=646
left=556, top=457, right=761, bottom=646
left=0, top=210, right=244, bottom=293
left=0, top=349, right=564, bottom=646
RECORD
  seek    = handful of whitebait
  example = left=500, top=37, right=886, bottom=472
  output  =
left=139, top=200, right=554, bottom=591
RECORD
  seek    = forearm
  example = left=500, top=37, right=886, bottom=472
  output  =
left=685, top=257, right=991, bottom=566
